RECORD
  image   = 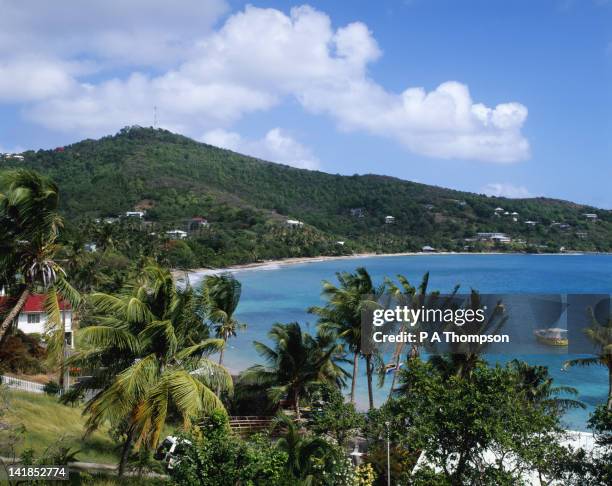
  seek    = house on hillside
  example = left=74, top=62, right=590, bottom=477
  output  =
left=421, top=245, right=436, bottom=252
left=476, top=232, right=512, bottom=244
left=385, top=216, right=395, bottom=224
left=125, top=211, right=145, bottom=219
left=166, top=229, right=188, bottom=240
left=0, top=294, right=74, bottom=347
left=583, top=213, right=598, bottom=221
left=186, top=216, right=209, bottom=232
left=285, top=219, right=304, bottom=227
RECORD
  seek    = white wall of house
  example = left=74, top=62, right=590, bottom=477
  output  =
left=16, top=311, right=72, bottom=339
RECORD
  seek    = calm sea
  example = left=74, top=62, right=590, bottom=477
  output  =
left=190, top=254, right=611, bottom=431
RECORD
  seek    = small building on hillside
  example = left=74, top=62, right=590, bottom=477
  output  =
left=583, top=213, right=598, bottom=221
left=125, top=211, right=145, bottom=219
left=524, top=220, right=538, bottom=226
left=285, top=219, right=304, bottom=227
left=349, top=208, right=365, bottom=218
left=0, top=294, right=74, bottom=347
left=421, top=245, right=436, bottom=252
left=385, top=216, right=395, bottom=224
left=186, top=217, right=209, bottom=232
left=476, top=232, right=512, bottom=244
left=166, top=229, right=188, bottom=240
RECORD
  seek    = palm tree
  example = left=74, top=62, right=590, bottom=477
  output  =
left=509, top=359, right=584, bottom=413
left=201, top=273, right=245, bottom=366
left=0, top=170, right=80, bottom=388
left=0, top=170, right=72, bottom=336
left=239, top=322, right=348, bottom=419
left=69, top=264, right=232, bottom=476
left=309, top=267, right=383, bottom=407
left=564, top=311, right=612, bottom=410
left=428, top=291, right=507, bottom=380
left=271, top=412, right=334, bottom=484
left=382, top=272, right=439, bottom=396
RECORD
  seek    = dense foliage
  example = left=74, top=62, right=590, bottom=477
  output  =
left=1, top=162, right=611, bottom=484
left=4, top=126, right=611, bottom=272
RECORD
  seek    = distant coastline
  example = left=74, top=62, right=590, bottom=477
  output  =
left=172, top=250, right=593, bottom=280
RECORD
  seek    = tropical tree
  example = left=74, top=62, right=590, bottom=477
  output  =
left=271, top=412, right=335, bottom=484
left=0, top=170, right=72, bottom=343
left=387, top=358, right=569, bottom=485
left=509, top=359, right=584, bottom=414
left=564, top=311, right=612, bottom=410
left=309, top=267, right=383, bottom=407
left=68, top=263, right=232, bottom=476
left=0, top=170, right=81, bottom=390
left=239, top=322, right=348, bottom=419
left=382, top=272, right=440, bottom=396
left=428, top=290, right=507, bottom=380
left=201, top=273, right=244, bottom=366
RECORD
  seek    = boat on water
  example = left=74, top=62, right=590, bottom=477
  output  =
left=533, top=327, right=568, bottom=346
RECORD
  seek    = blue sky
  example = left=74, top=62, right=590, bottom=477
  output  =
left=0, top=0, right=610, bottom=207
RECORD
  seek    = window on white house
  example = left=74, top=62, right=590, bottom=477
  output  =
left=27, top=313, right=40, bottom=324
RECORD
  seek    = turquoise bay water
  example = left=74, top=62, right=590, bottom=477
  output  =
left=191, top=254, right=611, bottom=431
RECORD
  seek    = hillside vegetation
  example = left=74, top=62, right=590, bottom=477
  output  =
left=4, top=127, right=611, bottom=267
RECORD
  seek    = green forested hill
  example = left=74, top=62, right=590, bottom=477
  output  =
left=4, top=126, right=612, bottom=263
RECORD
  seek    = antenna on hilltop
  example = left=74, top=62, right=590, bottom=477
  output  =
left=153, top=105, right=158, bottom=129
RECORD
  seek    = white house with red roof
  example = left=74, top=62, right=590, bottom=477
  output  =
left=0, top=294, right=74, bottom=347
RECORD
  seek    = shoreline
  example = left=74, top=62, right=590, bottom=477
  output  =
left=173, top=250, right=594, bottom=279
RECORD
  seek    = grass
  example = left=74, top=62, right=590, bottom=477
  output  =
left=0, top=390, right=119, bottom=465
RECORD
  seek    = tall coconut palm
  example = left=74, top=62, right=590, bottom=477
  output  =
left=382, top=272, right=439, bottom=397
left=0, top=170, right=69, bottom=343
left=68, top=264, right=232, bottom=476
left=564, top=312, right=612, bottom=410
left=201, top=273, right=245, bottom=366
left=309, top=267, right=383, bottom=407
left=239, top=322, right=348, bottom=419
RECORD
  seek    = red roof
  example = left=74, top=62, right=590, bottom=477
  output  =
left=0, top=294, right=71, bottom=312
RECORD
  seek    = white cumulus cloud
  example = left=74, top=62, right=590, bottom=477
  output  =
left=201, top=128, right=320, bottom=170
left=482, top=183, right=532, bottom=198
left=1, top=3, right=529, bottom=163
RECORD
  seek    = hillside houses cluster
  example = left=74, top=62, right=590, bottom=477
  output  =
left=1, top=153, right=24, bottom=161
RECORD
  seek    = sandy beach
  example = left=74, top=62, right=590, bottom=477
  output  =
left=171, top=250, right=592, bottom=280
left=169, top=250, right=596, bottom=282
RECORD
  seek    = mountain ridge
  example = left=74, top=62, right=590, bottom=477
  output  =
left=3, top=126, right=611, bottom=257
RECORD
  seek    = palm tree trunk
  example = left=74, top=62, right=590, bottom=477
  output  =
left=608, top=363, right=612, bottom=411
left=218, top=342, right=225, bottom=366
left=0, top=289, right=30, bottom=343
left=118, top=425, right=135, bottom=478
left=350, top=351, right=359, bottom=403
left=365, top=354, right=374, bottom=410
left=59, top=308, right=66, bottom=391
left=294, top=390, right=301, bottom=420
left=215, top=340, right=226, bottom=396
